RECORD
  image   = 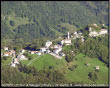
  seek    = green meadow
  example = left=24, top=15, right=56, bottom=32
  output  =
left=1, top=57, right=12, bottom=66
left=20, top=53, right=108, bottom=84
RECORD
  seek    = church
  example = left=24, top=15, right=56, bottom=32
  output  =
left=61, top=32, right=71, bottom=45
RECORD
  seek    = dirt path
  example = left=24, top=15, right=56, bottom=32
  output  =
left=27, top=55, right=41, bottom=66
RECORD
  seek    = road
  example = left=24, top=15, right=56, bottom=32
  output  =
left=27, top=55, right=41, bottom=66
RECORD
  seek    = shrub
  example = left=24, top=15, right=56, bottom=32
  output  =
left=88, top=71, right=98, bottom=81
left=10, top=20, right=15, bottom=26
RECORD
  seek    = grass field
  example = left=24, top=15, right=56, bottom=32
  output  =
left=1, top=49, right=5, bottom=53
left=60, top=23, right=77, bottom=33
left=20, top=53, right=108, bottom=84
left=1, top=57, right=12, bottom=66
left=21, top=54, right=67, bottom=71
left=65, top=53, right=108, bottom=84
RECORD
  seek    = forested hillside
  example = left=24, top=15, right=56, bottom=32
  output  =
left=1, top=1, right=108, bottom=46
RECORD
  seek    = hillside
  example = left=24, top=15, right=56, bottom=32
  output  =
left=19, top=53, right=108, bottom=84
left=1, top=1, right=108, bottom=44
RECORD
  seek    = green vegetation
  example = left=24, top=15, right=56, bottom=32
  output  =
left=21, top=54, right=67, bottom=71
left=1, top=1, right=108, bottom=47
left=65, top=53, right=108, bottom=84
left=1, top=56, right=12, bottom=66
left=19, top=53, right=108, bottom=84
left=1, top=1, right=108, bottom=86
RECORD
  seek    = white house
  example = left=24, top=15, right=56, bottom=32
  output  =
left=81, top=36, right=84, bottom=42
left=89, top=29, right=107, bottom=37
left=93, top=24, right=97, bottom=27
left=95, top=66, right=100, bottom=70
left=78, top=32, right=82, bottom=35
left=9, top=50, right=15, bottom=57
left=30, top=51, right=37, bottom=54
left=89, top=27, right=92, bottom=32
left=53, top=48, right=62, bottom=55
left=11, top=63, right=16, bottom=67
left=21, top=49, right=25, bottom=53
left=73, top=31, right=81, bottom=39
left=4, top=47, right=8, bottom=51
left=59, top=52, right=65, bottom=56
left=89, top=31, right=99, bottom=37
left=14, top=58, right=19, bottom=64
left=53, top=45, right=62, bottom=49
left=45, top=40, right=52, bottom=48
left=37, top=52, right=41, bottom=55
left=74, top=32, right=77, bottom=35
left=40, top=47, right=47, bottom=53
left=99, top=29, right=107, bottom=35
left=62, top=39, right=71, bottom=45
left=102, top=24, right=105, bottom=26
left=3, top=52, right=10, bottom=56
left=17, top=54, right=28, bottom=60
left=46, top=49, right=50, bottom=53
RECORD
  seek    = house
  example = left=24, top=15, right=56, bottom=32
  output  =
left=30, top=51, right=36, bottom=54
left=88, top=27, right=92, bottom=32
left=9, top=50, right=15, bottom=57
left=74, top=32, right=77, bottom=35
left=73, top=31, right=81, bottom=39
left=1, top=53, right=3, bottom=56
left=95, top=66, right=100, bottom=70
left=89, top=28, right=107, bottom=37
left=58, top=37, right=62, bottom=39
left=61, top=39, right=71, bottom=45
left=78, top=32, right=82, bottom=35
left=3, top=52, right=10, bottom=56
left=40, top=47, right=47, bottom=53
left=4, top=47, right=8, bottom=51
left=102, top=24, right=105, bottom=26
left=59, top=52, right=65, bottom=56
left=46, top=49, right=50, bottom=53
left=53, top=48, right=62, bottom=55
left=81, top=36, right=84, bottom=42
left=53, top=45, right=62, bottom=49
left=17, top=54, right=27, bottom=60
left=11, top=63, right=16, bottom=67
left=93, top=24, right=97, bottom=27
left=45, top=40, right=52, bottom=48
left=89, top=31, right=99, bottom=37
left=21, top=49, right=25, bottom=53
left=37, top=52, right=41, bottom=55
left=99, top=29, right=107, bottom=35
left=14, top=58, right=19, bottom=64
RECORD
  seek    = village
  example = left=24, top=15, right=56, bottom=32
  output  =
left=1, top=24, right=107, bottom=71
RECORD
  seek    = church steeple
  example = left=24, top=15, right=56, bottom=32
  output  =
left=68, top=32, right=70, bottom=39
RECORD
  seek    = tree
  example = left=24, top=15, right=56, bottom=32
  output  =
left=14, top=46, right=21, bottom=55
left=28, top=56, right=32, bottom=60
left=88, top=71, right=98, bottom=81
left=10, top=20, right=15, bottom=26
left=2, top=56, right=8, bottom=60
left=65, top=51, right=75, bottom=63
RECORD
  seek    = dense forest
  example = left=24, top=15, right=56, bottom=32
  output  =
left=1, top=1, right=108, bottom=48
